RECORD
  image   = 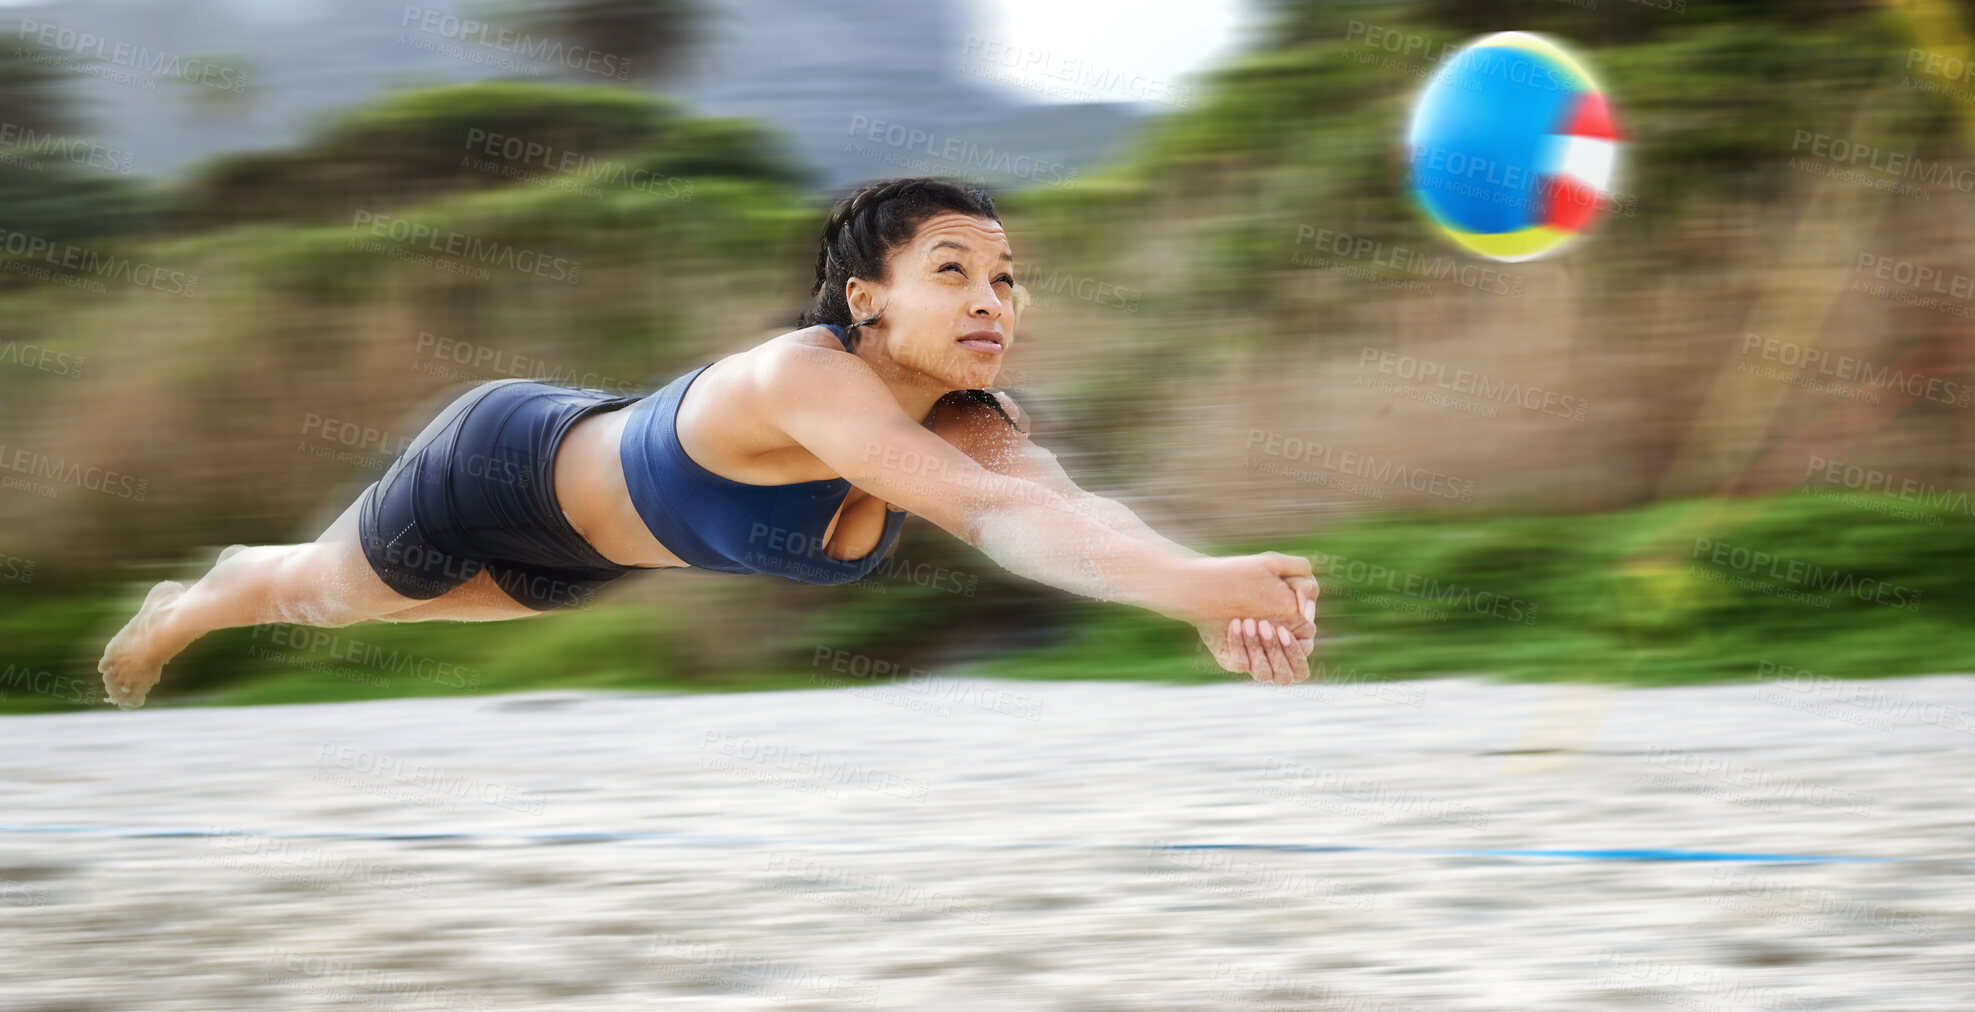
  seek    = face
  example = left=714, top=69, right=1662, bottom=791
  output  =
left=844, top=211, right=1016, bottom=390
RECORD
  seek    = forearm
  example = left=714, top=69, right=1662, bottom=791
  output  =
left=1058, top=495, right=1314, bottom=635
left=966, top=488, right=1205, bottom=622
left=1080, top=494, right=1206, bottom=561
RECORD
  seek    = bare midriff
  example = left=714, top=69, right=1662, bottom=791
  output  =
left=552, top=406, right=686, bottom=569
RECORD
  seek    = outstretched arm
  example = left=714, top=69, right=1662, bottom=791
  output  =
left=947, top=393, right=1204, bottom=553
left=940, top=391, right=1321, bottom=683
left=762, top=350, right=1311, bottom=645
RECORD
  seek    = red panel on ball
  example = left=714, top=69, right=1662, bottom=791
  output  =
left=1543, top=175, right=1603, bottom=232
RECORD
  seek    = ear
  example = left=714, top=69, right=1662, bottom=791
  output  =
left=845, top=276, right=885, bottom=321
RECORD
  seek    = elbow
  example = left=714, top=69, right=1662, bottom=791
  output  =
left=896, top=470, right=1085, bottom=547
left=904, top=489, right=996, bottom=549
left=950, top=502, right=989, bottom=549
left=962, top=483, right=1090, bottom=546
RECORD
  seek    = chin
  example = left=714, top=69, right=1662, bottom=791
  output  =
left=958, top=365, right=1002, bottom=389
left=930, top=354, right=995, bottom=387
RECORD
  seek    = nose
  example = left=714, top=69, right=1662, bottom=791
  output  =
left=968, top=284, right=1004, bottom=320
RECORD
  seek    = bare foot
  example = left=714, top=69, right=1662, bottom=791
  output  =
left=98, top=580, right=187, bottom=710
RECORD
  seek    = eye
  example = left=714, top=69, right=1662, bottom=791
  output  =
left=942, top=262, right=1014, bottom=286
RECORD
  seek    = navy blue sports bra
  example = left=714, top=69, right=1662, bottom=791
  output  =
left=617, top=323, right=907, bottom=584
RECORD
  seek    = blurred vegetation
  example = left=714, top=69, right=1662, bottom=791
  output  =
left=177, top=83, right=812, bottom=229
left=963, top=489, right=1975, bottom=689
left=504, top=0, right=707, bottom=85
left=0, top=38, right=82, bottom=137
left=2, top=488, right=1967, bottom=714
left=2, top=0, right=1971, bottom=711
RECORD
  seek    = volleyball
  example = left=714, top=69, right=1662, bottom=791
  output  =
left=1405, top=31, right=1621, bottom=262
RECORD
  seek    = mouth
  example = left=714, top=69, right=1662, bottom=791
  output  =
left=957, top=330, right=1004, bottom=355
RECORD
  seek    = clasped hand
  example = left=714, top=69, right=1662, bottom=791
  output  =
left=1191, top=551, right=1320, bottom=684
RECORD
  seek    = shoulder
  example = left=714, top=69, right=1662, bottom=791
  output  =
left=749, top=326, right=893, bottom=414
left=754, top=325, right=872, bottom=380
left=929, top=388, right=1030, bottom=446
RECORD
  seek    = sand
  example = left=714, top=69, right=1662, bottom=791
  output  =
left=2, top=674, right=1970, bottom=1010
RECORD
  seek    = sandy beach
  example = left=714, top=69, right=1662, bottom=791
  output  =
left=3, top=675, right=1970, bottom=1010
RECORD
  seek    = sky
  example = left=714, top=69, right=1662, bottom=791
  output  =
left=0, top=0, right=1269, bottom=184
left=0, top=0, right=1267, bottom=103
left=962, top=0, right=1263, bottom=107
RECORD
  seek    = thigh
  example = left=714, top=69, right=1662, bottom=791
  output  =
left=354, top=466, right=489, bottom=603
left=377, top=568, right=548, bottom=623
left=325, top=379, right=630, bottom=613
left=296, top=379, right=528, bottom=543
left=316, top=488, right=367, bottom=543
left=305, top=485, right=428, bottom=616
left=311, top=491, right=541, bottom=623
left=351, top=381, right=535, bottom=602
left=283, top=532, right=442, bottom=626
left=482, top=558, right=630, bottom=613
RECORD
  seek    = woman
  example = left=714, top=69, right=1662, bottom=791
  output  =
left=98, top=177, right=1318, bottom=709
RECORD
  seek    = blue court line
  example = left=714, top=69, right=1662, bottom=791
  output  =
left=1174, top=843, right=1900, bottom=863
left=0, top=824, right=1903, bottom=863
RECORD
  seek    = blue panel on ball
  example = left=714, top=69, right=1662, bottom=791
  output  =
left=1408, top=46, right=1578, bottom=235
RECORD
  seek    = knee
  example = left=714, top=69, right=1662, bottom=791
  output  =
left=267, top=546, right=384, bottom=629
left=269, top=593, right=360, bottom=630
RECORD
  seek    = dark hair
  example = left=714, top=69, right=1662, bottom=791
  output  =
left=797, top=176, right=1020, bottom=431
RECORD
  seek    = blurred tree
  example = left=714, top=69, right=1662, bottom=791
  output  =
left=0, top=42, right=156, bottom=246
left=177, top=82, right=813, bottom=229
left=473, top=0, right=707, bottom=86
left=180, top=82, right=688, bottom=226
left=0, top=39, right=81, bottom=137
left=627, top=116, right=816, bottom=190
left=0, top=158, right=158, bottom=246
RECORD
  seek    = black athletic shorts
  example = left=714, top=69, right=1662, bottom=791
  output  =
left=356, top=378, right=645, bottom=612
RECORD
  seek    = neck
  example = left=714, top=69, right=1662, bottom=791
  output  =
left=848, top=335, right=953, bottom=423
